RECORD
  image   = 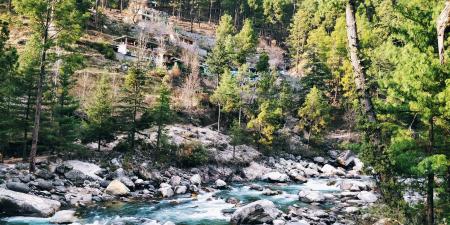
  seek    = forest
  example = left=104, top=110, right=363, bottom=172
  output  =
left=0, top=0, right=449, bottom=225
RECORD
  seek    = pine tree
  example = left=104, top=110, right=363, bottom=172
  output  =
left=118, top=67, right=150, bottom=151
left=152, top=84, right=172, bottom=152
left=297, top=86, right=330, bottom=143
left=82, top=75, right=115, bottom=151
left=13, top=0, right=89, bottom=172
left=210, top=69, right=239, bottom=131
left=0, top=21, right=19, bottom=158
left=235, top=19, right=257, bottom=65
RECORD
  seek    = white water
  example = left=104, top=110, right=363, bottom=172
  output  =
left=0, top=178, right=369, bottom=225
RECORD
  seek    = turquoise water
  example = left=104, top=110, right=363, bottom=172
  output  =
left=0, top=179, right=351, bottom=225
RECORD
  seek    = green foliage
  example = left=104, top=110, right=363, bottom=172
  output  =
left=417, top=155, right=449, bottom=176
left=151, top=84, right=173, bottom=151
left=297, top=86, right=330, bottom=142
left=235, top=19, right=258, bottom=65
left=256, top=52, right=269, bottom=72
left=82, top=75, right=115, bottom=150
left=211, top=69, right=239, bottom=112
left=177, top=141, right=209, bottom=167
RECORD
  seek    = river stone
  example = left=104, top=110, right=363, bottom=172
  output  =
left=226, top=197, right=240, bottom=204
left=249, top=184, right=264, bottom=191
left=19, top=174, right=33, bottom=183
left=243, top=162, right=271, bottom=180
left=169, top=176, right=181, bottom=187
left=337, top=150, right=356, bottom=168
left=65, top=160, right=101, bottom=180
left=215, top=179, right=227, bottom=188
left=230, top=200, right=282, bottom=225
left=321, top=164, right=343, bottom=176
left=159, top=187, right=174, bottom=198
left=0, top=188, right=60, bottom=217
left=35, top=169, right=54, bottom=180
left=36, top=179, right=53, bottom=191
left=174, top=185, right=187, bottom=194
left=55, top=163, right=73, bottom=175
left=313, top=157, right=325, bottom=164
left=105, top=180, right=130, bottom=196
left=163, top=222, right=176, bottom=225
left=49, top=210, right=77, bottom=224
left=190, top=174, right=201, bottom=185
left=261, top=172, right=289, bottom=183
left=64, top=170, right=87, bottom=185
left=286, top=220, right=310, bottom=225
left=298, top=190, right=325, bottom=203
left=119, top=176, right=135, bottom=190
left=357, top=191, right=378, bottom=203
left=6, top=182, right=30, bottom=193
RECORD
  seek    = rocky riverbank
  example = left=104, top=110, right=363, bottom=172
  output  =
left=0, top=147, right=379, bottom=225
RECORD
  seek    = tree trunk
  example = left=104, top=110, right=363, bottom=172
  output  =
left=217, top=104, right=221, bottom=132
left=345, top=0, right=377, bottom=124
left=437, top=1, right=450, bottom=64
left=156, top=124, right=162, bottom=151
left=29, top=4, right=51, bottom=173
left=22, top=91, right=32, bottom=162
left=209, top=0, right=213, bottom=23
left=98, top=138, right=101, bottom=151
left=426, top=117, right=435, bottom=225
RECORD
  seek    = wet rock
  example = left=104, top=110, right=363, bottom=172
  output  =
left=321, top=164, right=345, bottom=176
left=99, top=179, right=110, bottom=188
left=230, top=199, right=282, bottom=225
left=357, top=191, right=378, bottom=203
left=286, top=220, right=310, bottom=225
left=262, top=172, right=289, bottom=183
left=226, top=197, right=240, bottom=204
left=190, top=174, right=201, bottom=185
left=158, top=184, right=174, bottom=198
left=249, top=184, right=264, bottom=191
left=174, top=185, right=187, bottom=194
left=0, top=188, right=61, bottom=217
left=298, top=190, right=325, bottom=203
left=49, top=210, right=77, bottom=224
left=105, top=180, right=130, bottom=196
left=215, top=179, right=227, bottom=189
left=262, top=189, right=282, bottom=196
left=6, top=181, right=30, bottom=193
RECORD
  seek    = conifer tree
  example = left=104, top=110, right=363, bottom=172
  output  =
left=297, top=86, right=330, bottom=143
left=235, top=19, right=257, bottom=65
left=152, top=84, right=172, bottom=152
left=82, top=75, right=115, bottom=151
left=118, top=67, right=150, bottom=150
left=210, top=69, right=239, bottom=131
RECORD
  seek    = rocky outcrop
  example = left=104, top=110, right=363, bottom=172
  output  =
left=230, top=200, right=282, bottom=225
left=105, top=180, right=130, bottom=196
left=0, top=188, right=60, bottom=217
left=243, top=162, right=271, bottom=180
left=65, top=160, right=101, bottom=180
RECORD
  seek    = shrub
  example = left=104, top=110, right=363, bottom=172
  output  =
left=177, top=141, right=209, bottom=167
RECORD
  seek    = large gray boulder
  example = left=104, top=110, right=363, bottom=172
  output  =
left=105, top=180, right=130, bottom=196
left=6, top=182, right=30, bottom=193
left=0, top=188, right=60, bottom=217
left=189, top=174, right=202, bottom=185
left=357, top=191, right=378, bottom=203
left=49, top=210, right=77, bottom=224
left=230, top=200, right=282, bottom=225
left=64, top=170, right=87, bottom=185
left=65, top=160, right=101, bottom=180
left=243, top=162, right=271, bottom=180
left=262, top=172, right=289, bottom=183
left=298, top=190, right=325, bottom=203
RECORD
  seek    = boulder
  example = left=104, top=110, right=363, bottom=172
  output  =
left=105, top=180, right=130, bottom=196
left=49, top=210, right=77, bottom=224
left=230, top=200, right=282, bottom=225
left=320, top=164, right=344, bottom=176
left=65, top=160, right=101, bottom=180
left=158, top=186, right=174, bottom=198
left=55, top=163, right=73, bottom=175
left=64, top=170, right=87, bottom=185
left=0, top=188, right=60, bottom=217
left=298, top=190, right=325, bottom=203
left=261, top=172, right=289, bottom=183
left=357, top=191, right=378, bottom=203
left=286, top=220, right=310, bottom=225
left=303, top=168, right=320, bottom=177
left=313, top=157, right=325, bottom=164
left=215, top=179, right=227, bottom=189
left=249, top=184, right=264, bottom=191
left=174, top=185, right=187, bottom=194
left=190, top=174, right=202, bottom=185
left=243, top=162, right=271, bottom=180
left=35, top=169, right=54, bottom=180
left=6, top=182, right=30, bottom=193
left=119, top=176, right=135, bottom=190
left=170, top=176, right=182, bottom=187
left=337, top=150, right=356, bottom=168
left=36, top=179, right=53, bottom=191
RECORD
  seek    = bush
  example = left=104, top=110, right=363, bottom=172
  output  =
left=177, top=141, right=209, bottom=167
